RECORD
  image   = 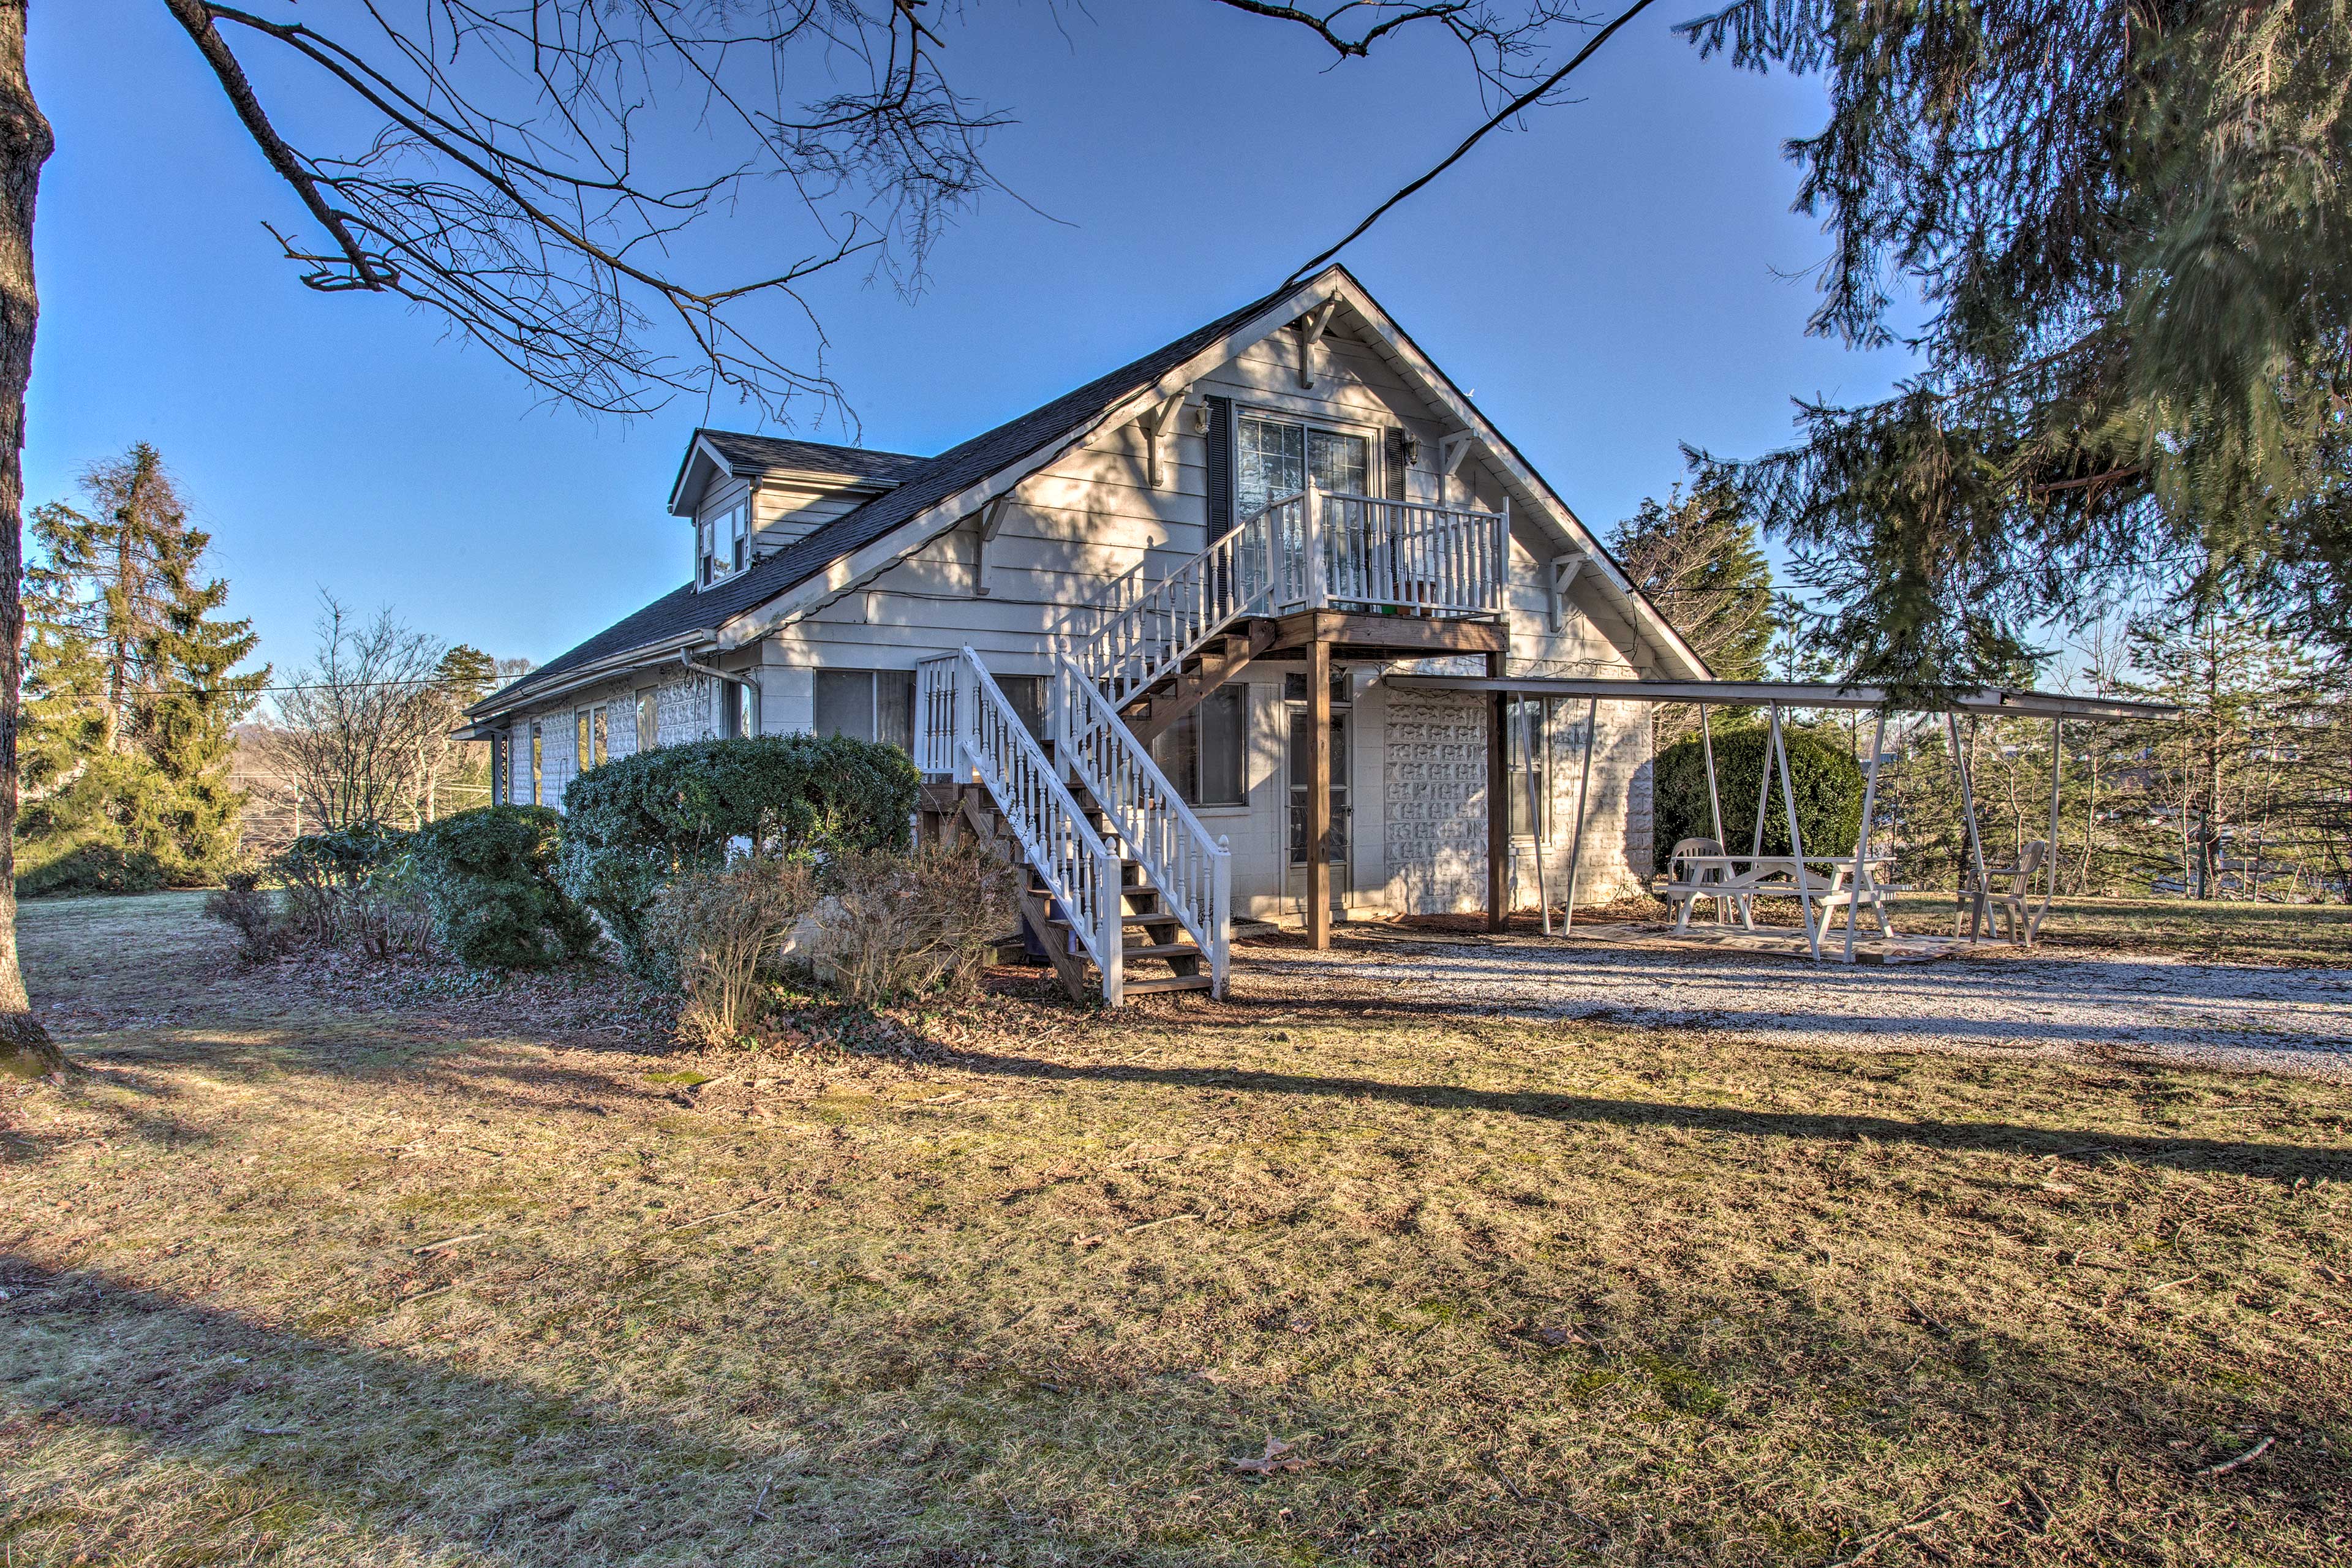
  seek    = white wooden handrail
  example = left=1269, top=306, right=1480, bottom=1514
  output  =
left=924, top=647, right=1125, bottom=1005
left=1075, top=497, right=1284, bottom=709
left=1054, top=653, right=1231, bottom=997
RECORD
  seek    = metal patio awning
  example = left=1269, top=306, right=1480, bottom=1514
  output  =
left=1378, top=674, right=2176, bottom=722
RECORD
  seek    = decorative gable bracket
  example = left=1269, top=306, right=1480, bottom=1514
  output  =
left=1137, top=391, right=1189, bottom=489
left=1547, top=552, right=1588, bottom=634
left=1294, top=300, right=1338, bottom=388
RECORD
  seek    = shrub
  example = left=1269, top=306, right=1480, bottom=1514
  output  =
left=812, top=842, right=1021, bottom=1006
left=411, top=805, right=598, bottom=970
left=273, top=823, right=434, bottom=959
left=1654, top=725, right=1866, bottom=862
left=558, top=733, right=919, bottom=976
left=643, top=854, right=820, bottom=1046
left=203, top=870, right=285, bottom=962
left=16, top=839, right=167, bottom=899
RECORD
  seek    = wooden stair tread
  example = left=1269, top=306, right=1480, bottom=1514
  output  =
left=1120, top=974, right=1214, bottom=995
left=1120, top=942, right=1202, bottom=960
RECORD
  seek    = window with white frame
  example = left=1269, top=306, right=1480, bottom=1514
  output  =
left=813, top=669, right=916, bottom=753
left=1236, top=413, right=1372, bottom=518
left=698, top=500, right=749, bottom=589
left=1153, top=685, right=1246, bottom=808
left=574, top=705, right=609, bottom=774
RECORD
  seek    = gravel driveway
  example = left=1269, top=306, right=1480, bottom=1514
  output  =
left=1240, top=930, right=2352, bottom=1080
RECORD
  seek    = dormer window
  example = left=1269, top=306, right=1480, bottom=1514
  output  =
left=698, top=500, right=750, bottom=589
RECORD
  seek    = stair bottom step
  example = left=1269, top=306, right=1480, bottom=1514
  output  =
left=1120, top=974, right=1214, bottom=995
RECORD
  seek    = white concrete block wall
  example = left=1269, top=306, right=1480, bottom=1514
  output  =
left=1372, top=688, right=1651, bottom=914
left=1379, top=691, right=1493, bottom=915
left=657, top=674, right=715, bottom=747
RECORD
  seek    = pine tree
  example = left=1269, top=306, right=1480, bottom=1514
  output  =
left=17, top=445, right=268, bottom=891
left=1685, top=2, right=2352, bottom=694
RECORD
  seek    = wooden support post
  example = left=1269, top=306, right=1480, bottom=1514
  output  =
left=1306, top=635, right=1332, bottom=950
left=1487, top=648, right=1511, bottom=932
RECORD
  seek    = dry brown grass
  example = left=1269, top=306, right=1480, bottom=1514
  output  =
left=2, top=892, right=2347, bottom=1566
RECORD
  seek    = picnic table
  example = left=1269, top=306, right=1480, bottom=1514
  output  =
left=1662, top=852, right=1899, bottom=957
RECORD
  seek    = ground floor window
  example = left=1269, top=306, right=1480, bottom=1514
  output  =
left=530, top=723, right=543, bottom=805
left=1154, top=684, right=1246, bottom=807
left=814, top=669, right=916, bottom=753
left=635, top=689, right=657, bottom=752
left=1506, top=695, right=1548, bottom=840
left=719, top=677, right=758, bottom=739
left=575, top=705, right=609, bottom=774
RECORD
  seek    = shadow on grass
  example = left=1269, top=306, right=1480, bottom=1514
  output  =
left=941, top=1051, right=2352, bottom=1183
left=0, top=1256, right=1037, bottom=1566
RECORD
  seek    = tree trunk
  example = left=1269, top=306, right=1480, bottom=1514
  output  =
left=0, top=0, right=59, bottom=1077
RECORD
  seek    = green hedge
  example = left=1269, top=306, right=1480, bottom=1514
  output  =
left=556, top=734, right=919, bottom=976
left=412, top=805, right=599, bottom=970
left=1654, top=725, right=1866, bottom=863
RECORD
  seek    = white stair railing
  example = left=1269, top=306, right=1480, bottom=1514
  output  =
left=1054, top=653, right=1231, bottom=997
left=921, top=647, right=1125, bottom=1006
left=1076, top=497, right=1286, bottom=708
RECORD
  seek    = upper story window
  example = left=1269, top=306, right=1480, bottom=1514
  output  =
left=1236, top=414, right=1371, bottom=518
left=697, top=500, right=750, bottom=589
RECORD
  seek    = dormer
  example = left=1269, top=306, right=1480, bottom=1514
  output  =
left=666, top=429, right=927, bottom=590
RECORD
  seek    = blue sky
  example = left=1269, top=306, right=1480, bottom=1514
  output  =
left=26, top=2, right=1918, bottom=677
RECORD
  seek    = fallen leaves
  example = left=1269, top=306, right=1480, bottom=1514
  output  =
left=1226, top=1435, right=1316, bottom=1474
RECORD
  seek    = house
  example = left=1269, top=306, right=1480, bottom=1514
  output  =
left=464, top=265, right=1711, bottom=1003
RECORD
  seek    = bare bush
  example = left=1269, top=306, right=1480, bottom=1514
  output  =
left=645, top=856, right=820, bottom=1048
left=203, top=870, right=285, bottom=962
left=816, top=843, right=1021, bottom=1007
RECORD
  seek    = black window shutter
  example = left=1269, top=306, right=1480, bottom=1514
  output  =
left=1384, top=429, right=1409, bottom=502
left=1205, top=395, right=1233, bottom=539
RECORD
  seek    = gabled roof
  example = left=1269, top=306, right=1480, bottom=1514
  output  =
left=474, top=265, right=1708, bottom=720
left=665, top=429, right=927, bottom=516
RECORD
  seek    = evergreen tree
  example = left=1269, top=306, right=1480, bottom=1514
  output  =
left=1685, top=2, right=2352, bottom=695
left=17, top=445, right=268, bottom=891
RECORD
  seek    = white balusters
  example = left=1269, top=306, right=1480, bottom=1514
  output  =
left=929, top=647, right=1123, bottom=1005
left=1054, top=654, right=1232, bottom=998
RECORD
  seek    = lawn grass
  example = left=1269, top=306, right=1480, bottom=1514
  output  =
left=2, top=891, right=2348, bottom=1566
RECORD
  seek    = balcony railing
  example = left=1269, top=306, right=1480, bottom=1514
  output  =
left=1074, top=487, right=1506, bottom=709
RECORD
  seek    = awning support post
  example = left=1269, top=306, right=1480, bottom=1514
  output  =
left=1698, top=703, right=1724, bottom=848
left=1947, top=712, right=1993, bottom=942
left=1769, top=704, right=1821, bottom=960
left=1525, top=699, right=1551, bottom=935
left=1561, top=696, right=1599, bottom=932
left=1844, top=710, right=1887, bottom=964
left=2030, top=716, right=2062, bottom=945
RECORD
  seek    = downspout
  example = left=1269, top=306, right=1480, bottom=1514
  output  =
left=681, top=648, right=763, bottom=736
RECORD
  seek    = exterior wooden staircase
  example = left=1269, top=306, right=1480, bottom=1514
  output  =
left=925, top=777, right=1212, bottom=1001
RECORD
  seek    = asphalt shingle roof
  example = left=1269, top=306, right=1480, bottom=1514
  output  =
left=693, top=430, right=929, bottom=482
left=476, top=273, right=1305, bottom=718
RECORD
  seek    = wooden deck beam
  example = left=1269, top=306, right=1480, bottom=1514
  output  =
left=1269, top=609, right=1506, bottom=660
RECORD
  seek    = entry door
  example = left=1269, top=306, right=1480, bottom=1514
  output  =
left=1286, top=708, right=1352, bottom=914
